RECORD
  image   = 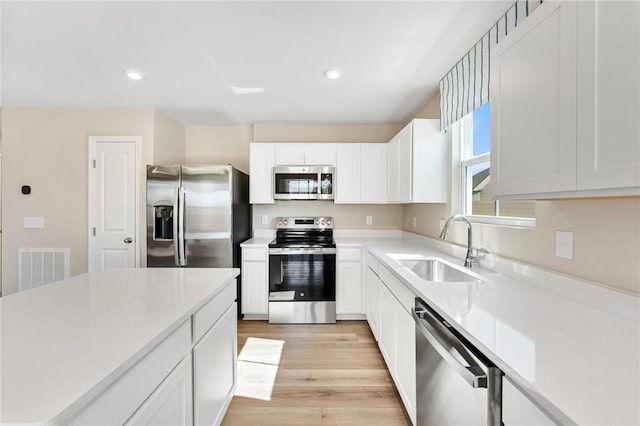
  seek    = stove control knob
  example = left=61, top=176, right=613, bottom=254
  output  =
left=321, top=220, right=326, bottom=226
left=327, top=220, right=331, bottom=225
left=277, top=219, right=282, bottom=225
left=315, top=219, right=320, bottom=225
left=283, top=219, right=288, bottom=225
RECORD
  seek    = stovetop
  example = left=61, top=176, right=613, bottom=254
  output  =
left=269, top=216, right=335, bottom=248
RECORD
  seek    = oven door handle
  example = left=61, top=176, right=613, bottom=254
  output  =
left=269, top=248, right=336, bottom=255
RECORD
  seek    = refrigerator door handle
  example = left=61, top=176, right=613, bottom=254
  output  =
left=412, top=307, right=488, bottom=388
left=178, top=186, right=186, bottom=266
left=173, top=187, right=180, bottom=266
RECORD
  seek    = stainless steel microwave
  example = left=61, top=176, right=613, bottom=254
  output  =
left=273, top=166, right=335, bottom=200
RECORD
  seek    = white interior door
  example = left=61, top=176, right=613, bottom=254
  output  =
left=89, top=137, right=139, bottom=271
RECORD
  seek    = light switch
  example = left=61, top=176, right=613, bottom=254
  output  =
left=24, top=216, right=45, bottom=229
left=555, top=231, right=573, bottom=259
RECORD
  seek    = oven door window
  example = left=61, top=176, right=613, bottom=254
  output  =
left=274, top=173, right=319, bottom=195
left=269, top=254, right=336, bottom=301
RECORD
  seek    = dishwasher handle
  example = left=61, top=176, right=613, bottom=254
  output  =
left=412, top=307, right=488, bottom=388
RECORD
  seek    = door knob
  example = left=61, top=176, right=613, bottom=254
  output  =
left=124, top=237, right=133, bottom=244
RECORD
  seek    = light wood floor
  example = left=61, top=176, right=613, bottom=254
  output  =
left=222, top=320, right=411, bottom=426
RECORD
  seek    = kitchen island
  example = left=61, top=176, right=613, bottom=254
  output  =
left=1, top=267, right=239, bottom=425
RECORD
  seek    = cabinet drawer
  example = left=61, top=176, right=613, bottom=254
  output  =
left=366, top=252, right=379, bottom=275
left=338, top=247, right=362, bottom=262
left=242, top=247, right=267, bottom=261
left=70, top=320, right=191, bottom=425
left=379, top=265, right=415, bottom=313
left=192, top=281, right=236, bottom=344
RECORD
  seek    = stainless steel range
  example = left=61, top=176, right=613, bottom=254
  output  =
left=268, top=217, right=336, bottom=324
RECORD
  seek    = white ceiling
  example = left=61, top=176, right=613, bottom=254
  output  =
left=1, top=1, right=511, bottom=126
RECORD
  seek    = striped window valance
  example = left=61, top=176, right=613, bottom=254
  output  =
left=439, top=0, right=544, bottom=130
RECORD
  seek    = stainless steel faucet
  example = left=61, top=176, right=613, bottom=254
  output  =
left=439, top=214, right=477, bottom=268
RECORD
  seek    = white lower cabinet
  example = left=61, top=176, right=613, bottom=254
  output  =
left=365, top=266, right=380, bottom=340
left=69, top=282, right=238, bottom=426
left=337, top=247, right=364, bottom=317
left=375, top=264, right=417, bottom=425
left=241, top=247, right=269, bottom=317
left=193, top=303, right=238, bottom=426
left=126, top=356, right=193, bottom=426
left=394, top=303, right=416, bottom=424
left=503, top=378, right=557, bottom=425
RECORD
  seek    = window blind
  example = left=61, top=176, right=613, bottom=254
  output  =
left=439, top=0, right=544, bottom=131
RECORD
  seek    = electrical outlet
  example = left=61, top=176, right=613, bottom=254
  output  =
left=261, top=215, right=268, bottom=225
left=24, top=216, right=45, bottom=229
left=366, top=215, right=373, bottom=226
left=412, top=216, right=417, bottom=227
left=555, top=231, right=573, bottom=259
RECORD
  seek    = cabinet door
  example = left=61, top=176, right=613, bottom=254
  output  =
left=241, top=260, right=268, bottom=315
left=394, top=305, right=416, bottom=425
left=249, top=143, right=275, bottom=204
left=412, top=120, right=447, bottom=203
left=377, top=283, right=396, bottom=370
left=275, top=143, right=305, bottom=165
left=360, top=144, right=387, bottom=203
left=335, top=144, right=361, bottom=203
left=193, top=304, right=237, bottom=426
left=396, top=125, right=413, bottom=202
left=337, top=261, right=363, bottom=315
left=366, top=267, right=380, bottom=340
left=386, top=136, right=400, bottom=203
left=577, top=0, right=640, bottom=191
left=126, top=356, right=193, bottom=426
left=304, top=143, right=336, bottom=165
left=491, top=1, right=578, bottom=197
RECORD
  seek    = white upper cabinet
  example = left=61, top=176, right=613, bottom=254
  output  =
left=303, top=144, right=337, bottom=165
left=576, top=0, right=640, bottom=191
left=335, top=144, right=361, bottom=203
left=249, top=143, right=275, bottom=204
left=335, top=143, right=387, bottom=204
left=491, top=0, right=639, bottom=198
left=274, top=143, right=336, bottom=166
left=491, top=1, right=578, bottom=197
left=387, top=119, right=447, bottom=204
left=360, top=144, right=387, bottom=203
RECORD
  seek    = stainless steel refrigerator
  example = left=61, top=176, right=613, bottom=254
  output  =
left=147, top=165, right=251, bottom=313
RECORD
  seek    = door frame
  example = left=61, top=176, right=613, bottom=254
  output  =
left=88, top=136, right=142, bottom=271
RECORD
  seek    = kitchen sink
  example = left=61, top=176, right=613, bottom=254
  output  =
left=397, top=258, right=483, bottom=283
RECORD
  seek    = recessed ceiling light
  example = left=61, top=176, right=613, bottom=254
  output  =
left=323, top=69, right=342, bottom=80
left=125, top=70, right=144, bottom=81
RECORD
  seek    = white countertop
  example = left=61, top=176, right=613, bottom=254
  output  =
left=0, top=267, right=239, bottom=424
left=360, top=236, right=639, bottom=425
left=240, top=237, right=272, bottom=247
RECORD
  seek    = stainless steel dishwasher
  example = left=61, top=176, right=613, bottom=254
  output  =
left=413, top=297, right=503, bottom=425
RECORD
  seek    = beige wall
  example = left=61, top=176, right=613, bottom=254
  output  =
left=402, top=93, right=640, bottom=295
left=411, top=92, right=440, bottom=120
left=186, top=125, right=253, bottom=173
left=254, top=202, right=403, bottom=231
left=153, top=110, right=186, bottom=165
left=1, top=107, right=155, bottom=295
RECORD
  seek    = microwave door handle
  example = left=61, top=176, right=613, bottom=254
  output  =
left=412, top=308, right=487, bottom=388
left=173, top=188, right=180, bottom=266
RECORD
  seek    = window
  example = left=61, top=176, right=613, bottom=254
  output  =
left=457, top=102, right=535, bottom=226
